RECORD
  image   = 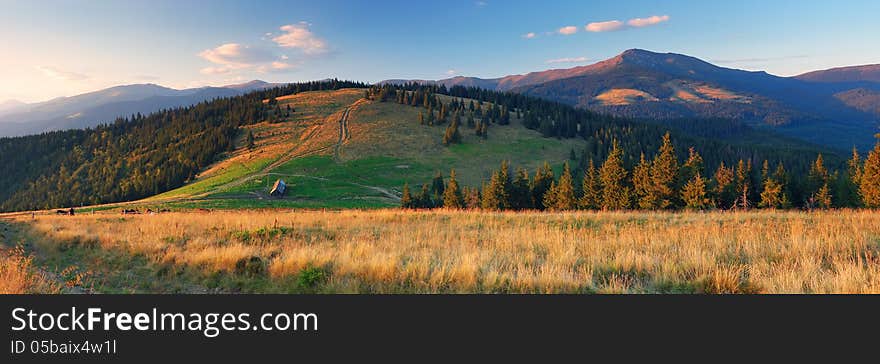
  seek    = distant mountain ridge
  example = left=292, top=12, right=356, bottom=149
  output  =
left=796, top=64, right=880, bottom=83
left=0, top=80, right=281, bottom=138
left=383, top=49, right=880, bottom=150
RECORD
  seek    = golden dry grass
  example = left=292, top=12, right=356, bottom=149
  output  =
left=594, top=88, right=660, bottom=105
left=11, top=209, right=880, bottom=293
left=0, top=246, right=60, bottom=294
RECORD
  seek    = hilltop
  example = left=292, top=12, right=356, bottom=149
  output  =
left=385, top=49, right=880, bottom=151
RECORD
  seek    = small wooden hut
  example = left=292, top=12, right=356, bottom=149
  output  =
left=269, top=179, right=287, bottom=197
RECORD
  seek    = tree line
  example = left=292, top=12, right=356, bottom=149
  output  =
left=0, top=80, right=366, bottom=212
left=402, top=133, right=880, bottom=210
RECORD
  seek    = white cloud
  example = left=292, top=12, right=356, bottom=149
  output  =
left=545, top=57, right=592, bottom=64
left=200, top=66, right=232, bottom=75
left=475, top=1, right=488, bottom=7
left=272, top=22, right=328, bottom=55
left=585, top=20, right=624, bottom=32
left=36, top=66, right=89, bottom=81
left=256, top=61, right=297, bottom=73
left=198, top=43, right=274, bottom=68
left=558, top=26, right=578, bottom=35
left=627, top=15, right=670, bottom=28
left=522, top=32, right=537, bottom=39
left=199, top=42, right=297, bottom=75
left=445, top=69, right=458, bottom=76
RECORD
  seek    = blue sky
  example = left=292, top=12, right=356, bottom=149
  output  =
left=1, top=0, right=879, bottom=102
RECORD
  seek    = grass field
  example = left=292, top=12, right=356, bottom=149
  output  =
left=113, top=88, right=585, bottom=212
left=2, top=209, right=879, bottom=294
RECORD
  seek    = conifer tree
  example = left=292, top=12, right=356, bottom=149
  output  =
left=680, top=147, right=704, bottom=185
left=734, top=159, right=752, bottom=209
left=599, top=140, right=631, bottom=210
left=579, top=159, right=602, bottom=210
left=650, top=132, right=679, bottom=209
left=481, top=161, right=511, bottom=210
left=442, top=169, right=463, bottom=209
left=714, top=162, right=736, bottom=209
left=860, top=140, right=880, bottom=207
left=531, top=162, right=555, bottom=210
left=632, top=153, right=655, bottom=209
left=401, top=183, right=413, bottom=208
left=681, top=173, right=710, bottom=210
left=759, top=177, right=786, bottom=209
left=417, top=183, right=432, bottom=208
left=545, top=162, right=576, bottom=210
left=815, top=183, right=833, bottom=209
left=842, top=147, right=863, bottom=207
left=511, top=167, right=532, bottom=210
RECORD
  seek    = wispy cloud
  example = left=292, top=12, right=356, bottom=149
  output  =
left=585, top=15, right=670, bottom=33
left=558, top=26, right=578, bottom=35
left=445, top=69, right=458, bottom=76
left=627, top=15, right=670, bottom=28
left=522, top=32, right=537, bottom=39
left=475, top=1, right=488, bottom=7
left=585, top=20, right=624, bottom=33
left=36, top=66, right=89, bottom=81
left=272, top=22, right=328, bottom=55
left=199, top=43, right=295, bottom=75
left=259, top=61, right=297, bottom=73
left=199, top=43, right=274, bottom=68
left=545, top=56, right=592, bottom=64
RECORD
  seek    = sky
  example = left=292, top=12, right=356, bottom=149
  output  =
left=1, top=0, right=879, bottom=103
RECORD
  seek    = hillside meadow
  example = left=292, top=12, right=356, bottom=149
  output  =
left=2, top=209, right=879, bottom=294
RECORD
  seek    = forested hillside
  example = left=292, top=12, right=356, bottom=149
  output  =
left=0, top=79, right=856, bottom=212
left=0, top=80, right=366, bottom=212
left=369, top=83, right=877, bottom=209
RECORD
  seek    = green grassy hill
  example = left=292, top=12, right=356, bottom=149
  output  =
left=130, top=88, right=583, bottom=210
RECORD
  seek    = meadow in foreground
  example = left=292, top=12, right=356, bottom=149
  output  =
left=3, top=209, right=880, bottom=294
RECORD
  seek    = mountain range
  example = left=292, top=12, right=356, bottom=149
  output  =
left=0, top=80, right=281, bottom=137
left=383, top=49, right=880, bottom=151
left=4, top=51, right=879, bottom=151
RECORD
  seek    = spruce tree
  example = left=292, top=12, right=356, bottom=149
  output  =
left=442, top=169, right=463, bottom=209
left=511, top=167, right=532, bottom=210
left=481, top=161, right=512, bottom=210
left=650, top=132, right=679, bottom=209
left=680, top=147, right=704, bottom=185
left=579, top=159, right=601, bottom=210
left=531, top=162, right=555, bottom=210
left=714, top=162, right=736, bottom=209
left=599, top=140, right=631, bottom=210
left=545, top=162, right=576, bottom=210
left=860, top=140, right=880, bottom=207
left=417, top=184, right=432, bottom=208
left=632, top=153, right=655, bottom=209
left=401, top=183, right=413, bottom=208
left=759, top=177, right=785, bottom=209
left=681, top=173, right=710, bottom=210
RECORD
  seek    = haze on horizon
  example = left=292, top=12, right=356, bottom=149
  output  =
left=1, top=0, right=879, bottom=103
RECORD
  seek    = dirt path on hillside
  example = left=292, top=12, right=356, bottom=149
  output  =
left=186, top=98, right=399, bottom=201
left=333, top=106, right=352, bottom=160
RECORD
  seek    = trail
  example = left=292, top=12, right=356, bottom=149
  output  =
left=333, top=107, right=352, bottom=160
left=186, top=98, right=398, bottom=201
